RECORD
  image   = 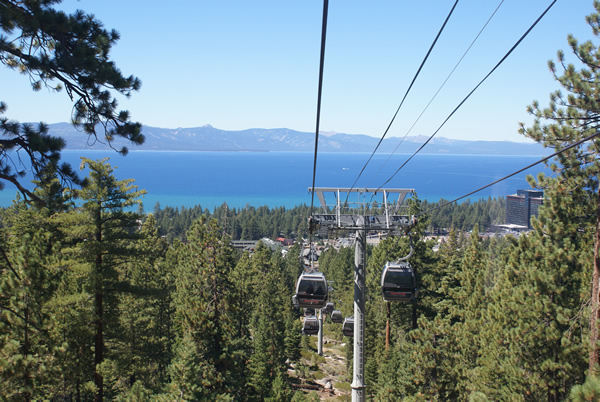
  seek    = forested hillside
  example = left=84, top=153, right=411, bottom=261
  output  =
left=0, top=156, right=595, bottom=400
left=0, top=159, right=307, bottom=400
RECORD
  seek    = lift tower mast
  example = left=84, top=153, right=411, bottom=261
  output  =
left=309, top=187, right=414, bottom=402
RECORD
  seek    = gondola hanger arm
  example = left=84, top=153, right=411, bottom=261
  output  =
left=395, top=234, right=414, bottom=263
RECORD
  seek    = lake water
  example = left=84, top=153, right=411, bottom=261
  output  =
left=0, top=150, right=551, bottom=211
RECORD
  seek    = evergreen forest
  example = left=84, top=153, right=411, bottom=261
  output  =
left=150, top=196, right=506, bottom=244
left=0, top=155, right=597, bottom=401
left=4, top=0, right=600, bottom=401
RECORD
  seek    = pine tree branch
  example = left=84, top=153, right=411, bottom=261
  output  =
left=0, top=172, right=42, bottom=204
left=0, top=303, right=45, bottom=333
left=0, top=241, right=20, bottom=281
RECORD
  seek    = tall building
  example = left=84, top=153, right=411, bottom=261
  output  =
left=506, top=189, right=544, bottom=229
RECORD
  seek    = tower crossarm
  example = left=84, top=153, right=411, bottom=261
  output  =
left=308, top=187, right=415, bottom=231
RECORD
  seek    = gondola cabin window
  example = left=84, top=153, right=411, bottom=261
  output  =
left=298, top=280, right=326, bottom=296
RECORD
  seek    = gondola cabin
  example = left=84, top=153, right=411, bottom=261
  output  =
left=303, top=315, right=319, bottom=335
left=323, top=302, right=334, bottom=315
left=342, top=317, right=354, bottom=337
left=295, top=272, right=328, bottom=309
left=331, top=310, right=343, bottom=324
left=381, top=261, right=417, bottom=302
left=304, top=308, right=315, bottom=317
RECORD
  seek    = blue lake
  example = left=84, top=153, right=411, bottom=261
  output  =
left=0, top=150, right=551, bottom=212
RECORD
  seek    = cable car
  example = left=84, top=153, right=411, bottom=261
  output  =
left=295, top=272, right=328, bottom=309
left=302, top=315, right=319, bottom=335
left=342, top=317, right=354, bottom=337
left=304, top=308, right=315, bottom=317
left=331, top=310, right=343, bottom=324
left=380, top=261, right=418, bottom=302
left=323, top=302, right=334, bottom=315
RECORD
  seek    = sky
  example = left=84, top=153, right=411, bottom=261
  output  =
left=1, top=0, right=596, bottom=143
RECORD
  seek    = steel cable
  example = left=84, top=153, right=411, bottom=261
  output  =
left=345, top=0, right=460, bottom=203
left=366, top=0, right=505, bottom=188
left=309, top=0, right=329, bottom=244
left=373, top=0, right=557, bottom=196
left=415, top=130, right=600, bottom=218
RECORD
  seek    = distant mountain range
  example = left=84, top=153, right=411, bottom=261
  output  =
left=47, top=123, right=549, bottom=155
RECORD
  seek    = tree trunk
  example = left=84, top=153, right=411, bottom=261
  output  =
left=385, top=302, right=390, bottom=350
left=412, top=301, right=418, bottom=330
left=95, top=212, right=104, bottom=402
left=23, top=301, right=31, bottom=402
left=213, top=261, right=223, bottom=376
left=589, top=183, right=600, bottom=373
left=95, top=291, right=103, bottom=401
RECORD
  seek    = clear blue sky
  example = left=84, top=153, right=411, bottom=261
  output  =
left=1, top=0, right=595, bottom=143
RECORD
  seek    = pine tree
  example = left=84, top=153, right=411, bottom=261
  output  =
left=245, top=243, right=292, bottom=400
left=406, top=228, right=463, bottom=399
left=477, top=213, right=588, bottom=400
left=0, top=167, right=75, bottom=399
left=518, top=1, right=600, bottom=372
left=53, top=157, right=146, bottom=400
left=0, top=206, right=61, bottom=399
left=570, top=375, right=600, bottom=401
left=111, top=214, right=173, bottom=395
left=0, top=0, right=143, bottom=201
left=442, top=226, right=488, bottom=398
left=168, top=216, right=244, bottom=400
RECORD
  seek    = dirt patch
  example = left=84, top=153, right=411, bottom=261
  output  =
left=289, top=336, right=352, bottom=400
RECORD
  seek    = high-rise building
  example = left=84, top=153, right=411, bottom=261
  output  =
left=506, top=189, right=544, bottom=229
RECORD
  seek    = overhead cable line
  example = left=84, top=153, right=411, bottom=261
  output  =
left=415, top=130, right=600, bottom=218
left=346, top=0, right=460, bottom=197
left=373, top=0, right=557, bottom=195
left=309, top=0, right=329, bottom=243
left=366, top=0, right=505, bottom=188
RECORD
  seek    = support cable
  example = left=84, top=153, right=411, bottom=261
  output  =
left=366, top=0, right=504, bottom=187
left=309, top=0, right=329, bottom=244
left=415, top=129, right=600, bottom=218
left=346, top=0, right=460, bottom=199
left=373, top=0, right=557, bottom=195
